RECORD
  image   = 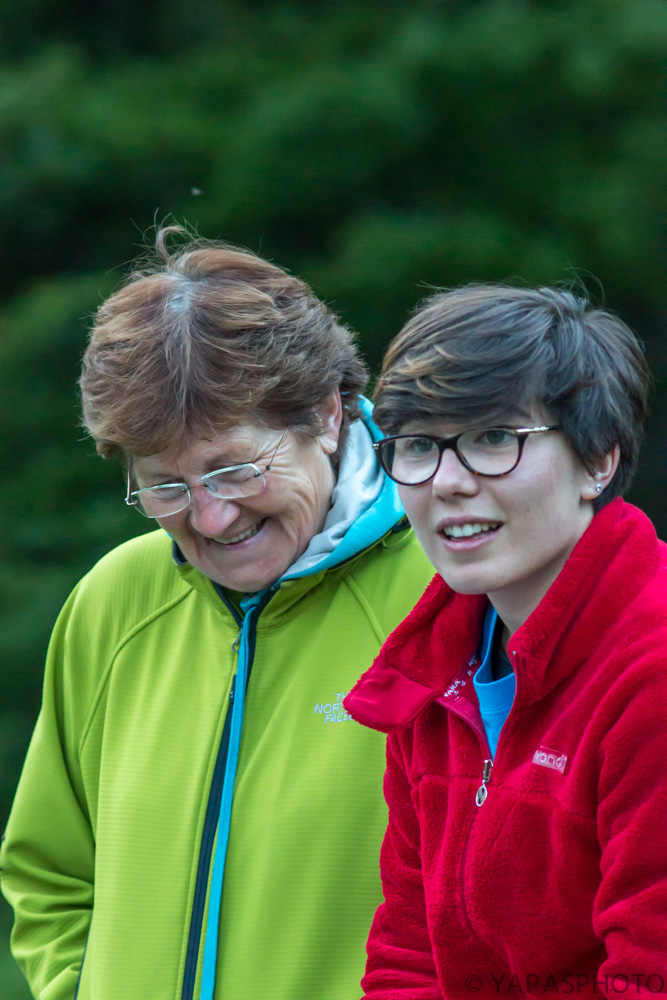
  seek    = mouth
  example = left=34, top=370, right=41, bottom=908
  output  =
left=441, top=521, right=501, bottom=541
left=216, top=518, right=267, bottom=546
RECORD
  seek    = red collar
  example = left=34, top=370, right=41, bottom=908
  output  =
left=345, top=499, right=663, bottom=732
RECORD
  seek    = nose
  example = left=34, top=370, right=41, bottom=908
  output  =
left=430, top=446, right=479, bottom=499
left=187, top=486, right=242, bottom=536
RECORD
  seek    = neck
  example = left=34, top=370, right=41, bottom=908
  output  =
left=489, top=556, right=575, bottom=645
left=489, top=506, right=595, bottom=640
left=498, top=621, right=511, bottom=654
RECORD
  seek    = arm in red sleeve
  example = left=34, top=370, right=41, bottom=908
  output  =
left=361, top=734, right=443, bottom=1000
left=593, top=660, right=667, bottom=996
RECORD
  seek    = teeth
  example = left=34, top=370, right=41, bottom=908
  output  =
left=218, top=521, right=263, bottom=545
left=444, top=522, right=500, bottom=539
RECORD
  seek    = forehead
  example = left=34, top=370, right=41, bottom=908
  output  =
left=132, top=421, right=274, bottom=477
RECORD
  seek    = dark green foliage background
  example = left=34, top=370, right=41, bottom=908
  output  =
left=0, top=1, right=664, bottom=993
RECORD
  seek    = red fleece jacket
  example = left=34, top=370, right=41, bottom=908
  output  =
left=345, top=500, right=667, bottom=999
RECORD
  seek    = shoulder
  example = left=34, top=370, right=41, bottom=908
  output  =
left=78, top=527, right=185, bottom=595
left=595, top=603, right=667, bottom=719
left=37, top=532, right=196, bottom=755
left=57, top=530, right=192, bottom=653
left=599, top=517, right=667, bottom=664
left=577, top=550, right=667, bottom=769
left=342, top=525, right=435, bottom=636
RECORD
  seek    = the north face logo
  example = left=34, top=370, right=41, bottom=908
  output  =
left=313, top=691, right=353, bottom=724
left=532, top=746, right=568, bottom=774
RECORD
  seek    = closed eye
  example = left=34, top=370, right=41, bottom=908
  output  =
left=137, top=482, right=188, bottom=496
left=202, top=465, right=260, bottom=490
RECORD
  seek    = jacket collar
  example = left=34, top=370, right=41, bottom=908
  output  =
left=345, top=499, right=663, bottom=732
left=172, top=525, right=413, bottom=624
left=172, top=546, right=330, bottom=620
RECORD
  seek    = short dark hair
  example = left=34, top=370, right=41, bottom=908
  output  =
left=80, top=226, right=367, bottom=458
left=373, top=284, right=650, bottom=508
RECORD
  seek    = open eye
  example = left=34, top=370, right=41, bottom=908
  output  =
left=397, top=436, right=438, bottom=459
left=473, top=428, right=517, bottom=449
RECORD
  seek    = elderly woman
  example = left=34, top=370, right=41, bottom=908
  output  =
left=0, top=229, right=431, bottom=1000
left=345, top=286, right=667, bottom=998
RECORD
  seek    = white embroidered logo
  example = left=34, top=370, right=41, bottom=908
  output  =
left=442, top=668, right=475, bottom=702
left=532, top=746, right=568, bottom=774
left=313, top=692, right=353, bottom=724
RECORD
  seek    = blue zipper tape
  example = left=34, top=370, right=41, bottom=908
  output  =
left=198, top=590, right=272, bottom=999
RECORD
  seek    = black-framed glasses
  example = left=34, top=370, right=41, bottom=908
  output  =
left=125, top=427, right=289, bottom=518
left=374, top=425, right=560, bottom=485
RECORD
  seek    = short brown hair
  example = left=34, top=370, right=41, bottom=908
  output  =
left=373, top=284, right=650, bottom=507
left=80, top=227, right=367, bottom=457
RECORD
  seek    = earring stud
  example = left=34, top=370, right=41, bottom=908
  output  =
left=595, top=483, right=602, bottom=494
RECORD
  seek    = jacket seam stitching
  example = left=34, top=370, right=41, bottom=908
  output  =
left=77, top=588, right=196, bottom=757
left=343, top=575, right=386, bottom=645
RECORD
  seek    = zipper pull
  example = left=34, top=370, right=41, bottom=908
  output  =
left=232, top=626, right=242, bottom=653
left=475, top=759, right=493, bottom=807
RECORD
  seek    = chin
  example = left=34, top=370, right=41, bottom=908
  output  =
left=437, top=572, right=491, bottom=596
left=213, top=565, right=284, bottom=593
left=216, top=574, right=275, bottom=593
left=445, top=582, right=489, bottom=596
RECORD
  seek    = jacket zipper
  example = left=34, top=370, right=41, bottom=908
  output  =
left=448, top=714, right=496, bottom=948
left=180, top=676, right=237, bottom=1000
left=180, top=523, right=405, bottom=995
left=180, top=591, right=248, bottom=1000
left=436, top=690, right=494, bottom=807
left=197, top=589, right=274, bottom=1000
left=475, top=759, right=493, bottom=807
left=439, top=645, right=520, bottom=807
left=452, top=649, right=521, bottom=943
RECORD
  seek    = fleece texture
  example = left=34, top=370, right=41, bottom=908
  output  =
left=345, top=499, right=667, bottom=999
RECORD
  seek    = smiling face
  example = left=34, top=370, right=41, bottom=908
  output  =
left=131, top=397, right=341, bottom=593
left=396, top=415, right=618, bottom=635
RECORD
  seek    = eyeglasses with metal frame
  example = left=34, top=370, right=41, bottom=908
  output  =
left=125, top=427, right=290, bottom=518
left=373, top=425, right=560, bottom=485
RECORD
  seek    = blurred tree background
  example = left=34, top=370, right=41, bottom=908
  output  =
left=0, top=0, right=664, bottom=992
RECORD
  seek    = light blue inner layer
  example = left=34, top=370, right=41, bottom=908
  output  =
left=473, top=606, right=516, bottom=759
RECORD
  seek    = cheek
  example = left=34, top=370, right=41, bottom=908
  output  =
left=156, top=515, right=188, bottom=540
left=501, top=464, right=565, bottom=517
left=503, top=479, right=588, bottom=552
left=397, top=486, right=423, bottom=522
left=270, top=481, right=324, bottom=533
left=398, top=492, right=434, bottom=551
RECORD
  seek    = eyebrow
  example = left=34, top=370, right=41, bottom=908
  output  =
left=201, top=455, right=257, bottom=474
left=135, top=470, right=186, bottom=486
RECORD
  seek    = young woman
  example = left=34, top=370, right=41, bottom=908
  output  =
left=345, top=285, right=667, bottom=998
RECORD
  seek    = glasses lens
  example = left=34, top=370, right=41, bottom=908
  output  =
left=382, top=437, right=441, bottom=485
left=458, top=428, right=519, bottom=475
left=203, top=465, right=265, bottom=499
left=135, top=484, right=190, bottom=518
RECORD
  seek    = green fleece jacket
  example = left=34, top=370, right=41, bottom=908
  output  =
left=1, top=525, right=431, bottom=1000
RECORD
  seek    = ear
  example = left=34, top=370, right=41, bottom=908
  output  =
left=316, top=389, right=343, bottom=455
left=581, top=444, right=621, bottom=501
